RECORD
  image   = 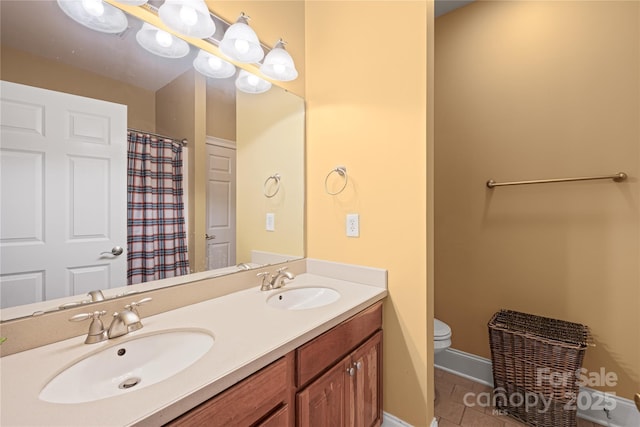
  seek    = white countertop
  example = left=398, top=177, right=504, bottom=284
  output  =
left=0, top=273, right=387, bottom=427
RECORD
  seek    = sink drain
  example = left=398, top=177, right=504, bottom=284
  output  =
left=118, top=377, right=141, bottom=389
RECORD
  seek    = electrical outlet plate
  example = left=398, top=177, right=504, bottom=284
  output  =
left=266, top=213, right=275, bottom=231
left=346, top=213, right=359, bottom=237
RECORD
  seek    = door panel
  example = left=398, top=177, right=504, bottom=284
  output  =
left=205, top=142, right=236, bottom=270
left=0, top=81, right=127, bottom=307
left=297, top=356, right=349, bottom=427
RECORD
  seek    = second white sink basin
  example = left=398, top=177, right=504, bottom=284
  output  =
left=267, top=287, right=340, bottom=310
left=39, top=329, right=214, bottom=404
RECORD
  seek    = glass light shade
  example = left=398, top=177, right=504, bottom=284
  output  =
left=260, top=41, right=298, bottom=81
left=219, top=15, right=264, bottom=63
left=235, top=70, right=271, bottom=94
left=193, top=50, right=236, bottom=79
left=136, top=23, right=190, bottom=58
left=57, top=0, right=128, bottom=33
left=158, top=0, right=215, bottom=39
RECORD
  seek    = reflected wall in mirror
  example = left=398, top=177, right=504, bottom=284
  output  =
left=0, top=0, right=305, bottom=320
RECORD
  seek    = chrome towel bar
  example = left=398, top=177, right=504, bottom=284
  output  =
left=487, top=172, right=628, bottom=188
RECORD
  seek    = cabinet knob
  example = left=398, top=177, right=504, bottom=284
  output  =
left=347, top=367, right=355, bottom=376
left=354, top=361, right=362, bottom=371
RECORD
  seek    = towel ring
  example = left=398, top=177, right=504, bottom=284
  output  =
left=264, top=173, right=281, bottom=198
left=324, top=166, right=348, bottom=195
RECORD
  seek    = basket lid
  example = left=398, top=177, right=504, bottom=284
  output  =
left=489, top=309, right=590, bottom=347
left=434, top=319, right=451, bottom=339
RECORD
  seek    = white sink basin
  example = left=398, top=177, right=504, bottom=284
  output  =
left=39, top=329, right=214, bottom=404
left=267, top=287, right=340, bottom=310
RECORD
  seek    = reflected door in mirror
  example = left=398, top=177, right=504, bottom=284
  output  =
left=206, top=141, right=236, bottom=270
left=0, top=81, right=127, bottom=308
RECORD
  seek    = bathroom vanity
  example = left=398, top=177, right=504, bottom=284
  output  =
left=168, top=302, right=382, bottom=426
left=0, top=260, right=387, bottom=426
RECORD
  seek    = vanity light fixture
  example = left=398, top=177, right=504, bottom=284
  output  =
left=260, top=39, right=298, bottom=81
left=158, top=0, right=215, bottom=39
left=136, top=23, right=190, bottom=58
left=235, top=70, right=271, bottom=94
left=193, top=50, right=236, bottom=79
left=113, top=0, right=148, bottom=5
left=219, top=13, right=264, bottom=63
left=57, top=0, right=128, bottom=33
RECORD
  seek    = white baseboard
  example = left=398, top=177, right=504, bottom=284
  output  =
left=434, top=348, right=640, bottom=427
left=434, top=348, right=493, bottom=386
left=382, top=412, right=413, bottom=426
left=381, top=412, right=436, bottom=427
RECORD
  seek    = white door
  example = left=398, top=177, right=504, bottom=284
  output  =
left=205, top=140, right=236, bottom=270
left=0, top=81, right=127, bottom=308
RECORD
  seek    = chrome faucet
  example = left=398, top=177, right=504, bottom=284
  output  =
left=269, top=267, right=295, bottom=289
left=69, top=297, right=151, bottom=343
left=87, top=289, right=105, bottom=302
left=107, top=309, right=142, bottom=339
left=257, top=267, right=295, bottom=291
left=58, top=289, right=106, bottom=309
left=107, top=297, right=151, bottom=339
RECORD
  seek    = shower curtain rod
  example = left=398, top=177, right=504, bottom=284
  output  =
left=127, top=128, right=187, bottom=146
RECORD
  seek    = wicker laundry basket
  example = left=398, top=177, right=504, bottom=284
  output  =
left=488, top=310, right=590, bottom=427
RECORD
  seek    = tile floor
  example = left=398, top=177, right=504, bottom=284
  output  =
left=434, top=368, right=599, bottom=427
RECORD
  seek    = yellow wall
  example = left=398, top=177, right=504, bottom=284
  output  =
left=206, top=79, right=236, bottom=141
left=236, top=88, right=305, bottom=262
left=435, top=1, right=639, bottom=399
left=0, top=45, right=156, bottom=131
left=305, top=1, right=432, bottom=424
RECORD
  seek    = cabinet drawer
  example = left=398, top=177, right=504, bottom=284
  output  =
left=296, top=302, right=382, bottom=388
left=166, top=355, right=292, bottom=426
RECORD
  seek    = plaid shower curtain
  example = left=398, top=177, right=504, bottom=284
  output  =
left=127, top=132, right=189, bottom=285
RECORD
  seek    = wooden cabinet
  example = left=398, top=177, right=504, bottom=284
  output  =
left=258, top=405, right=291, bottom=427
left=297, top=355, right=349, bottom=426
left=347, top=332, right=382, bottom=427
left=296, top=303, right=383, bottom=427
left=297, top=332, right=382, bottom=427
left=165, top=352, right=295, bottom=427
left=166, top=302, right=383, bottom=427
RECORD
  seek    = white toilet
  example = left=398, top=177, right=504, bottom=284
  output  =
left=434, top=318, right=452, bottom=354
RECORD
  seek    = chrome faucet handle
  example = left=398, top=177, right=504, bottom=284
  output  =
left=125, top=297, right=152, bottom=317
left=69, top=310, right=108, bottom=344
left=115, top=289, right=139, bottom=298
left=257, top=271, right=271, bottom=291
left=58, top=300, right=89, bottom=309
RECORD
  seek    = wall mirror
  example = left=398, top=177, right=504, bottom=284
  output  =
left=0, top=0, right=305, bottom=321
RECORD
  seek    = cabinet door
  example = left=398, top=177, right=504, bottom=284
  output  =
left=349, top=331, right=383, bottom=427
left=297, top=355, right=351, bottom=427
left=257, top=405, right=289, bottom=427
